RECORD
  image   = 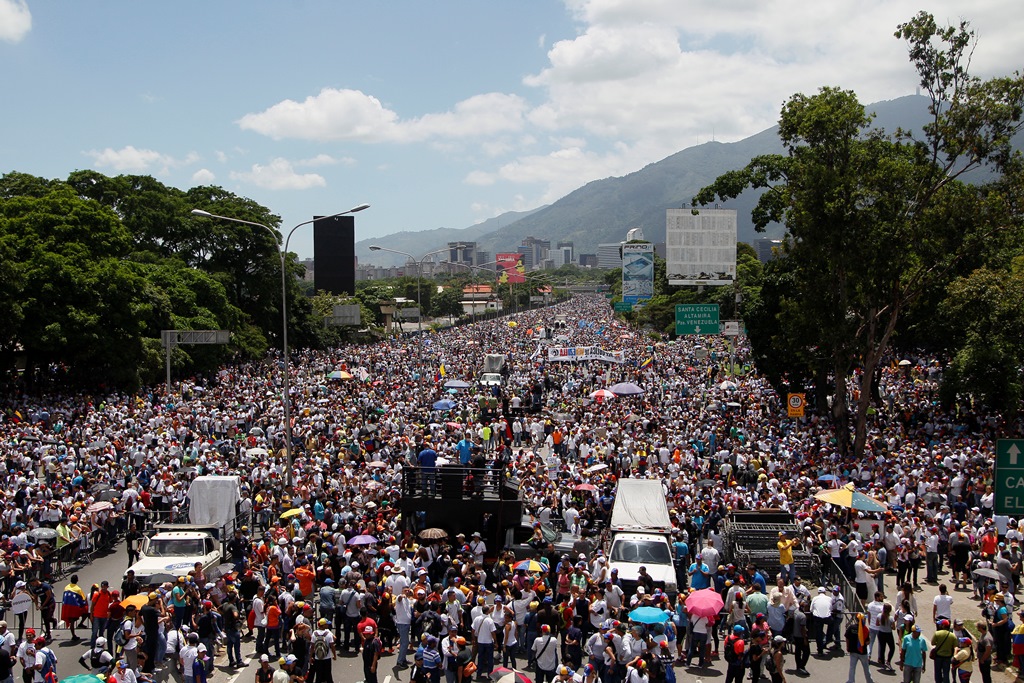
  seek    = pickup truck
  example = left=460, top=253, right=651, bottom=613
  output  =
left=505, top=516, right=590, bottom=561
left=128, top=528, right=223, bottom=585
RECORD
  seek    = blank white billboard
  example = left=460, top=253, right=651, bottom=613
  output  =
left=666, top=208, right=737, bottom=286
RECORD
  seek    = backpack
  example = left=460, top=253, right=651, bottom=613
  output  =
left=114, top=625, right=127, bottom=647
left=765, top=651, right=777, bottom=674
left=313, top=632, right=331, bottom=660
left=724, top=636, right=739, bottom=664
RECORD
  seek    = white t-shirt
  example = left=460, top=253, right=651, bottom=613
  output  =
left=933, top=594, right=954, bottom=620
left=311, top=629, right=335, bottom=660
left=854, top=559, right=870, bottom=584
left=474, top=616, right=496, bottom=645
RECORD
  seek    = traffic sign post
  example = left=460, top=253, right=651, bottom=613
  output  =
left=996, top=439, right=1024, bottom=515
left=614, top=302, right=633, bottom=313
left=675, top=304, right=720, bottom=335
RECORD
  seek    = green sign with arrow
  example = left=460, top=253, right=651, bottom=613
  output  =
left=995, top=439, right=1024, bottom=515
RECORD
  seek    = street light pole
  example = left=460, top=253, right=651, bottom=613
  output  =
left=368, top=245, right=447, bottom=334
left=444, top=260, right=498, bottom=324
left=191, top=203, right=369, bottom=488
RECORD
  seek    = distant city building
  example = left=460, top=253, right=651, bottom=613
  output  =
left=355, top=264, right=404, bottom=281
left=556, top=240, right=574, bottom=263
left=517, top=236, right=550, bottom=270
left=578, top=253, right=598, bottom=268
left=756, top=238, right=783, bottom=262
left=553, top=246, right=573, bottom=266
left=447, top=241, right=488, bottom=267
left=597, top=243, right=623, bottom=269
left=299, top=258, right=315, bottom=282
left=625, top=227, right=645, bottom=242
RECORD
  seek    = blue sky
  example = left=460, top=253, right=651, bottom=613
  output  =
left=2, top=0, right=1020, bottom=258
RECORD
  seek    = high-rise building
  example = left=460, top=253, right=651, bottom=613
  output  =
left=578, top=254, right=598, bottom=268
left=755, top=238, right=783, bottom=262
left=556, top=240, right=574, bottom=263
left=518, top=236, right=550, bottom=270
left=597, top=243, right=623, bottom=269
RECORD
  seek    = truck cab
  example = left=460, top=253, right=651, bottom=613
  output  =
left=128, top=530, right=222, bottom=585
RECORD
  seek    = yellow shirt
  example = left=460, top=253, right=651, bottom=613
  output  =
left=778, top=539, right=796, bottom=565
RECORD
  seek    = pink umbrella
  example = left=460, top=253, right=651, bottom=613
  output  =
left=684, top=587, right=724, bottom=619
left=588, top=389, right=616, bottom=402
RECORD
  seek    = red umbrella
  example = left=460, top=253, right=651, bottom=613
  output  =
left=574, top=483, right=597, bottom=492
left=684, top=587, right=724, bottom=619
left=589, top=389, right=616, bottom=402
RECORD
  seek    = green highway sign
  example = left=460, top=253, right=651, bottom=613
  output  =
left=613, top=302, right=633, bottom=313
left=675, top=304, right=720, bottom=335
left=995, top=439, right=1024, bottom=515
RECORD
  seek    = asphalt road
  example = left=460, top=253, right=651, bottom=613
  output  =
left=35, top=540, right=885, bottom=683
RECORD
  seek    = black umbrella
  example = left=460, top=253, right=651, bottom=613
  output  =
left=145, top=573, right=178, bottom=586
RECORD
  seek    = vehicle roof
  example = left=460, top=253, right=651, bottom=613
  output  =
left=610, top=533, right=671, bottom=542
left=149, top=532, right=212, bottom=539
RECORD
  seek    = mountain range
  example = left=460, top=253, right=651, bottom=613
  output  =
left=355, top=95, right=942, bottom=266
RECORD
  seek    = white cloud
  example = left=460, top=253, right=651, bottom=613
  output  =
left=215, top=150, right=228, bottom=163
left=192, top=168, right=215, bottom=184
left=295, top=153, right=354, bottom=167
left=230, top=158, right=326, bottom=191
left=238, top=88, right=527, bottom=143
left=85, top=145, right=197, bottom=173
left=0, top=0, right=31, bottom=43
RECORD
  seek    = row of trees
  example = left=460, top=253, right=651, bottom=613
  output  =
left=689, top=12, right=1024, bottom=455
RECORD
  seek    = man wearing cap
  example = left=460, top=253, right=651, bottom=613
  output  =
left=900, top=623, right=929, bottom=683
left=532, top=624, right=559, bottom=683
left=932, top=619, right=957, bottom=683
left=810, top=587, right=833, bottom=655
left=309, top=618, right=336, bottom=683
left=179, top=633, right=199, bottom=683
left=361, top=624, right=382, bottom=683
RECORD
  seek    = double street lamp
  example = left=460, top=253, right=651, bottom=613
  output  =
left=190, top=203, right=370, bottom=487
left=368, top=245, right=449, bottom=333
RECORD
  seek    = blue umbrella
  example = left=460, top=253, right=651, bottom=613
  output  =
left=433, top=399, right=457, bottom=411
left=628, top=606, right=671, bottom=624
left=444, top=379, right=471, bottom=389
left=817, top=474, right=838, bottom=483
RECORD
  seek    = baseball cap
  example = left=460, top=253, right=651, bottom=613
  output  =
left=260, top=655, right=269, bottom=663
left=363, top=625, right=375, bottom=634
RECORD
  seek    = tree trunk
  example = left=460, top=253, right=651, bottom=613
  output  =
left=832, top=357, right=851, bottom=457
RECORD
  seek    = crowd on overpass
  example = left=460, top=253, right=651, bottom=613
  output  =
left=0, top=295, right=1021, bottom=683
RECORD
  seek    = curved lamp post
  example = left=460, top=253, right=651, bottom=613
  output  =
left=190, top=203, right=370, bottom=487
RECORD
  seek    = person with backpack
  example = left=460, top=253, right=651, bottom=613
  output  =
left=531, top=624, right=559, bottom=683
left=308, top=618, right=336, bottom=683
left=31, top=639, right=56, bottom=683
left=767, top=635, right=787, bottom=683
left=723, top=624, right=747, bottom=683
left=78, top=637, right=113, bottom=674
left=845, top=613, right=874, bottom=683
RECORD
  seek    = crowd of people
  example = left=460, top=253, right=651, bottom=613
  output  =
left=0, top=295, right=1021, bottom=683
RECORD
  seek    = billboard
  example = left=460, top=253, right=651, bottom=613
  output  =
left=496, top=253, right=526, bottom=284
left=313, top=215, right=356, bottom=296
left=666, top=208, right=737, bottom=286
left=621, top=243, right=655, bottom=304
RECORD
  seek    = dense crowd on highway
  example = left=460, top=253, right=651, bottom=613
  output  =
left=0, top=296, right=1021, bottom=683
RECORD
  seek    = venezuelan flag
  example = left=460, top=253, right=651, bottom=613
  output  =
left=61, top=582, right=88, bottom=622
left=640, top=357, right=653, bottom=370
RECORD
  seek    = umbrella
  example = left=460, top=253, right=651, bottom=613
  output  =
left=348, top=535, right=379, bottom=546
left=27, top=528, right=58, bottom=543
left=898, top=359, right=912, bottom=366
left=814, top=483, right=889, bottom=512
left=208, top=563, right=238, bottom=581
left=629, top=606, right=671, bottom=624
left=96, top=488, right=120, bottom=502
left=725, top=402, right=742, bottom=408
left=491, top=669, right=532, bottom=683
left=685, top=588, right=724, bottom=619
left=922, top=492, right=946, bottom=504
left=608, top=382, right=644, bottom=396
left=584, top=464, right=608, bottom=474
left=246, top=447, right=268, bottom=456
left=513, top=559, right=546, bottom=573
left=507, top=321, right=518, bottom=328
left=574, top=483, right=597, bottom=492
left=61, top=675, right=107, bottom=683
left=444, top=380, right=471, bottom=389
left=433, top=399, right=457, bottom=411
left=418, top=528, right=448, bottom=540
left=719, top=380, right=738, bottom=390
left=817, top=474, right=839, bottom=483
left=588, top=389, right=616, bottom=402
left=696, top=479, right=717, bottom=488
left=327, top=370, right=353, bottom=380
left=120, top=594, right=150, bottom=610
left=366, top=461, right=388, bottom=468
left=143, top=573, right=178, bottom=586
left=280, top=508, right=303, bottom=519
left=974, top=568, right=1003, bottom=581
left=87, top=501, right=113, bottom=513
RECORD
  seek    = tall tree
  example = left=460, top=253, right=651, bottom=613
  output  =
left=695, top=13, right=1024, bottom=456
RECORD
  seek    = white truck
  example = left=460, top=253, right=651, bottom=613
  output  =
left=480, top=353, right=506, bottom=387
left=128, top=475, right=242, bottom=585
left=608, top=478, right=678, bottom=598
